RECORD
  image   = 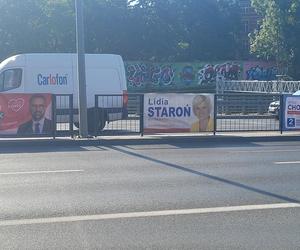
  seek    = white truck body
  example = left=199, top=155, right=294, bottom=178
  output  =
left=0, top=53, right=128, bottom=129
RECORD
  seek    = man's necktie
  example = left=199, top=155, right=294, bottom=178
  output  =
left=34, top=123, right=40, bottom=134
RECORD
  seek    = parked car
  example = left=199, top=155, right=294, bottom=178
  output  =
left=268, top=90, right=300, bottom=119
left=268, top=100, right=280, bottom=119
left=268, top=100, right=280, bottom=114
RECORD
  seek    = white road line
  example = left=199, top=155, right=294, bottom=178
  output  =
left=0, top=170, right=84, bottom=175
left=274, top=161, right=300, bottom=165
left=232, top=149, right=300, bottom=153
left=0, top=203, right=299, bottom=227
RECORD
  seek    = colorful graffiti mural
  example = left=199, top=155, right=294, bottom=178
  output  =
left=125, top=61, right=243, bottom=92
left=180, top=65, right=195, bottom=85
left=244, top=62, right=278, bottom=81
left=125, top=61, right=279, bottom=92
left=197, top=62, right=241, bottom=86
left=127, top=63, right=175, bottom=88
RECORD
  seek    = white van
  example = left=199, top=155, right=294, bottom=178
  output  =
left=0, top=53, right=128, bottom=132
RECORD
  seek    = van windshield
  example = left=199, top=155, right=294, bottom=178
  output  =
left=0, top=68, right=22, bottom=92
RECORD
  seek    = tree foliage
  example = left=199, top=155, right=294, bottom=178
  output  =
left=0, top=0, right=75, bottom=59
left=250, top=0, right=300, bottom=78
left=0, top=0, right=241, bottom=62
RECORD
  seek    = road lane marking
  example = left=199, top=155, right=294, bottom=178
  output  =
left=232, top=149, right=300, bottom=153
left=0, top=203, right=299, bottom=227
left=0, top=170, right=84, bottom=175
left=274, top=161, right=300, bottom=165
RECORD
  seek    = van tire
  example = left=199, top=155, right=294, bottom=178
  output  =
left=74, top=109, right=106, bottom=134
left=74, top=121, right=105, bottom=133
left=98, top=119, right=106, bottom=131
left=88, top=108, right=106, bottom=135
left=74, top=122, right=79, bottom=129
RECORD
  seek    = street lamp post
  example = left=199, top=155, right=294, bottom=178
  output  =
left=75, top=0, right=88, bottom=137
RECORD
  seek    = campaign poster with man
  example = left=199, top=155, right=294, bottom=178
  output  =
left=144, top=93, right=214, bottom=133
left=0, top=93, right=53, bottom=135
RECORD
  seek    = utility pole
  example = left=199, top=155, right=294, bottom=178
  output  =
left=75, top=0, right=88, bottom=137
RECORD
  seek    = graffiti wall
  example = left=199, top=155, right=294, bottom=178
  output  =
left=125, top=61, right=242, bottom=92
left=244, top=61, right=278, bottom=81
left=125, top=61, right=278, bottom=92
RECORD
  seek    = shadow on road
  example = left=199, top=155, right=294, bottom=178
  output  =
left=1, top=135, right=299, bottom=204
left=2, top=135, right=300, bottom=154
left=110, top=145, right=300, bottom=204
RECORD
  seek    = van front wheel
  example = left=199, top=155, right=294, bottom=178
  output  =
left=88, top=108, right=106, bottom=135
left=74, top=120, right=106, bottom=134
left=74, top=109, right=106, bottom=134
left=98, top=119, right=106, bottom=131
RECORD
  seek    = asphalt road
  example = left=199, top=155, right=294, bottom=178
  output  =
left=0, top=137, right=300, bottom=249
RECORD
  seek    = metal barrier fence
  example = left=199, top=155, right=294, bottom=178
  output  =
left=94, top=94, right=144, bottom=136
left=94, top=93, right=282, bottom=135
left=217, top=80, right=300, bottom=94
left=0, top=93, right=286, bottom=138
left=53, top=94, right=74, bottom=137
left=215, top=93, right=281, bottom=132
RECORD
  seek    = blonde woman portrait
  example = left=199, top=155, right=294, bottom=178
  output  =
left=190, top=95, right=214, bottom=132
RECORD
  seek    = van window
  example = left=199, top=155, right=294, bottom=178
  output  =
left=0, top=71, right=3, bottom=91
left=0, top=68, right=22, bottom=92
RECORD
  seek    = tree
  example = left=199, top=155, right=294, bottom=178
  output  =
left=0, top=0, right=243, bottom=62
left=124, top=0, right=242, bottom=61
left=250, top=0, right=300, bottom=79
left=0, top=0, right=75, bottom=61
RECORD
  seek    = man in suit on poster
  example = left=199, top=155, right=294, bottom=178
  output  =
left=17, top=94, right=52, bottom=135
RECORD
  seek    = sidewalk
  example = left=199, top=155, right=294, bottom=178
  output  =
left=1, top=131, right=300, bottom=148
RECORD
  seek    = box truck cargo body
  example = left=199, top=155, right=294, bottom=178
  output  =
left=0, top=53, right=128, bottom=131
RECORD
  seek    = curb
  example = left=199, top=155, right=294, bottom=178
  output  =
left=1, top=133, right=300, bottom=148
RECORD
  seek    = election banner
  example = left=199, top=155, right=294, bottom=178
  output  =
left=283, top=95, right=300, bottom=130
left=144, top=93, right=214, bottom=133
left=0, top=93, right=53, bottom=135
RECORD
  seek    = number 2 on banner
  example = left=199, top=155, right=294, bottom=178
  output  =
left=287, top=118, right=295, bottom=128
